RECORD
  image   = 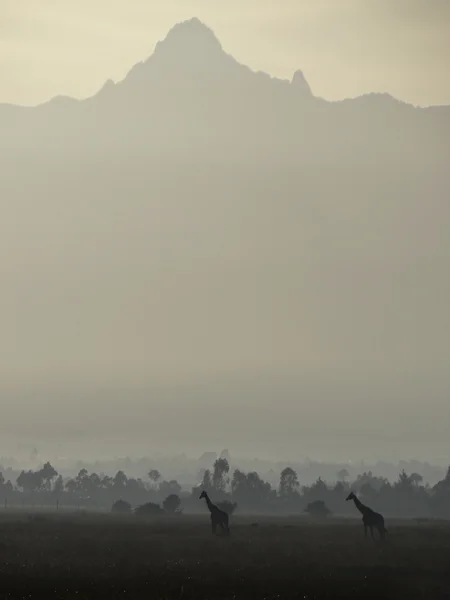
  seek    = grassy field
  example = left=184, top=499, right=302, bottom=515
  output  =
left=0, top=512, right=449, bottom=599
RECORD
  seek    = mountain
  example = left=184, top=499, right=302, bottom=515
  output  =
left=1, top=17, right=449, bottom=166
left=1, top=19, right=449, bottom=458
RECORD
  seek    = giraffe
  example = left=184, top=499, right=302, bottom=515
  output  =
left=199, top=491, right=230, bottom=536
left=346, top=492, right=387, bottom=539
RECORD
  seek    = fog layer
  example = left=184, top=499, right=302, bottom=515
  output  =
left=1, top=19, right=449, bottom=461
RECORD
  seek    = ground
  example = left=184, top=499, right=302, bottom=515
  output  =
left=0, top=512, right=449, bottom=599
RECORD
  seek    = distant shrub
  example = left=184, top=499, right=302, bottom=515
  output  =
left=217, top=500, right=237, bottom=516
left=162, top=494, right=181, bottom=514
left=27, top=514, right=49, bottom=523
left=112, top=499, right=132, bottom=514
left=135, top=502, right=165, bottom=517
left=304, top=500, right=331, bottom=519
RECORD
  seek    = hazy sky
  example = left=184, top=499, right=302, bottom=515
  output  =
left=1, top=0, right=450, bottom=107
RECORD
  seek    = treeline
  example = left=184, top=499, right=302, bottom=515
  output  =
left=198, top=460, right=450, bottom=518
left=1, top=459, right=450, bottom=518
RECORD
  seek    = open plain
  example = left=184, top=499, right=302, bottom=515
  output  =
left=0, top=512, right=449, bottom=599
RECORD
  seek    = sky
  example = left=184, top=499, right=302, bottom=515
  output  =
left=1, top=0, right=450, bottom=107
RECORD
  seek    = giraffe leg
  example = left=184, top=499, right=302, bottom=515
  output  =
left=364, top=525, right=368, bottom=538
left=370, top=526, right=374, bottom=539
left=211, top=521, right=217, bottom=535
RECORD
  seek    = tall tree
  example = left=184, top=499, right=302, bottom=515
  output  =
left=113, top=471, right=128, bottom=491
left=53, top=475, right=64, bottom=496
left=148, top=469, right=161, bottom=489
left=212, top=458, right=230, bottom=492
left=201, top=469, right=212, bottom=491
left=40, top=462, right=58, bottom=491
left=279, top=467, right=299, bottom=498
left=159, top=480, right=182, bottom=497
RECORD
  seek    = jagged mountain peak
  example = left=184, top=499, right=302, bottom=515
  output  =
left=291, top=70, right=313, bottom=97
left=153, top=17, right=223, bottom=59
left=118, top=18, right=231, bottom=91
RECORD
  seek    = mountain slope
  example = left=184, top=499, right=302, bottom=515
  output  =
left=0, top=19, right=449, bottom=455
left=1, top=18, right=449, bottom=166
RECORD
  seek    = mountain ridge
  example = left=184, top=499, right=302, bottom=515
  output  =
left=2, top=17, right=445, bottom=111
left=0, top=18, right=449, bottom=450
left=1, top=18, right=449, bottom=171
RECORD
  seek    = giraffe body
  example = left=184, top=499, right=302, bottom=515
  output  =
left=199, top=491, right=230, bottom=536
left=346, top=492, right=387, bottom=540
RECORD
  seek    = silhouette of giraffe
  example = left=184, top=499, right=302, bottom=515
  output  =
left=199, top=491, right=230, bottom=535
left=346, top=492, right=387, bottom=539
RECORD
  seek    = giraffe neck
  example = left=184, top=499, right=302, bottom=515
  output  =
left=353, top=496, right=368, bottom=514
left=204, top=494, right=215, bottom=513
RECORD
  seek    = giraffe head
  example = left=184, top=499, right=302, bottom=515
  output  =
left=199, top=490, right=208, bottom=500
left=346, top=492, right=356, bottom=501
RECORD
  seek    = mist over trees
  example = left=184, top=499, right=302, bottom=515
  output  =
left=2, top=456, right=450, bottom=519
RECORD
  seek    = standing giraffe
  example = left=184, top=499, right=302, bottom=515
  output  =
left=199, top=491, right=230, bottom=536
left=346, top=492, right=387, bottom=539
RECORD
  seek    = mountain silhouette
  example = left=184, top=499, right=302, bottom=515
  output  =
left=0, top=17, right=449, bottom=446
left=1, top=17, right=448, bottom=167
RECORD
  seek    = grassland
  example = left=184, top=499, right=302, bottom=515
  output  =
left=0, top=512, right=449, bottom=599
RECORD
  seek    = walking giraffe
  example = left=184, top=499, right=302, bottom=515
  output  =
left=346, top=492, right=387, bottom=539
left=199, top=491, right=230, bottom=536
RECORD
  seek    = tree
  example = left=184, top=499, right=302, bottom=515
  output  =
left=16, top=470, right=42, bottom=493
left=212, top=458, right=230, bottom=492
left=397, top=469, right=411, bottom=486
left=101, top=475, right=113, bottom=490
left=112, top=499, right=132, bottom=514
left=333, top=481, right=346, bottom=495
left=163, top=494, right=181, bottom=514
left=279, top=467, right=299, bottom=498
left=40, top=462, right=58, bottom=490
left=354, top=471, right=387, bottom=493
left=65, top=477, right=78, bottom=494
left=89, top=473, right=102, bottom=490
left=159, top=480, right=182, bottom=497
left=434, top=466, right=450, bottom=493
left=135, top=502, right=165, bottom=517
left=359, top=482, right=378, bottom=501
left=231, top=469, right=246, bottom=493
left=410, top=473, right=424, bottom=487
left=337, top=468, right=349, bottom=482
left=75, top=471, right=102, bottom=494
left=126, top=477, right=146, bottom=494
left=231, top=469, right=273, bottom=508
left=113, top=471, right=128, bottom=491
left=3, top=481, right=13, bottom=497
left=75, top=469, right=89, bottom=492
left=308, top=477, right=328, bottom=497
left=148, top=470, right=161, bottom=488
left=201, top=469, right=212, bottom=491
left=0, top=474, right=12, bottom=500
left=304, top=500, right=331, bottom=519
left=431, top=465, right=450, bottom=517
left=53, top=475, right=64, bottom=496
left=394, top=470, right=418, bottom=495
